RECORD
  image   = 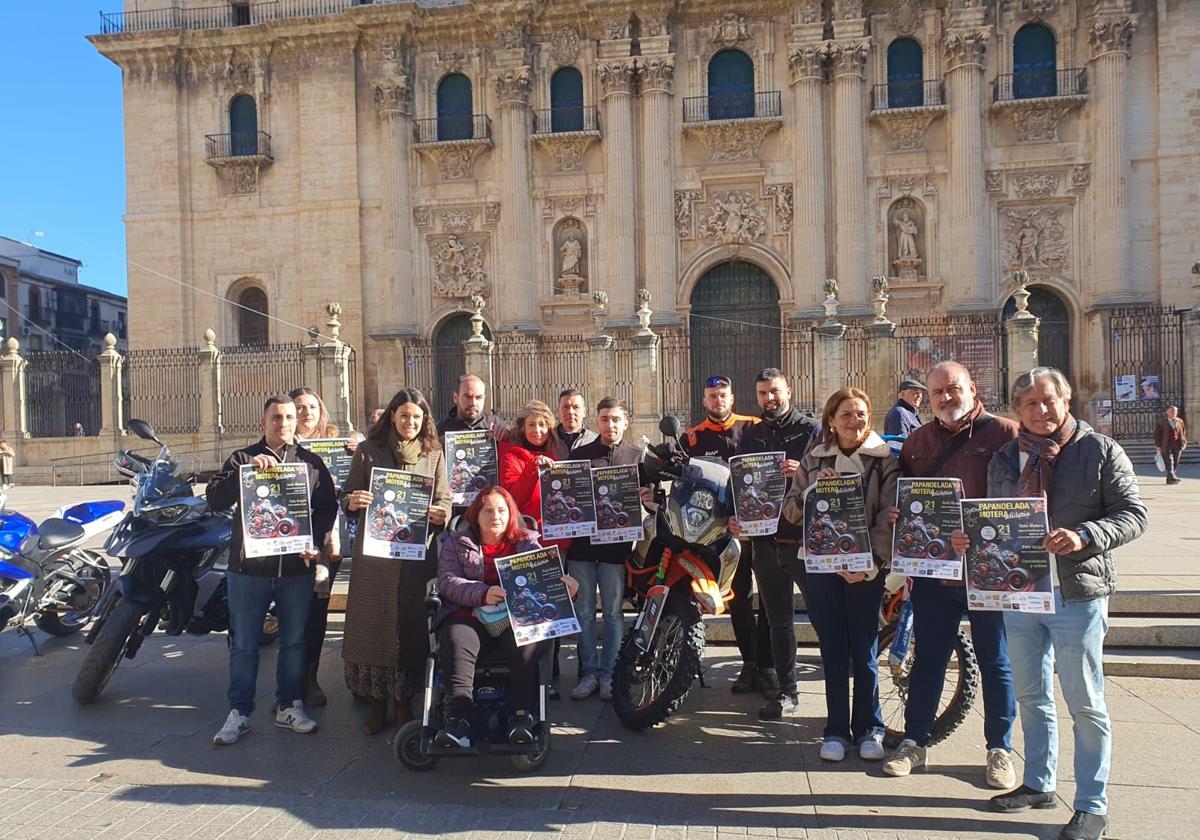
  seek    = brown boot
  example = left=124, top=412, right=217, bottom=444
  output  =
left=394, top=697, right=415, bottom=728
left=362, top=697, right=389, bottom=736
left=303, top=664, right=327, bottom=707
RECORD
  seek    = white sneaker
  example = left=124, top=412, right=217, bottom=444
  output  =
left=598, top=677, right=614, bottom=702
left=570, top=674, right=599, bottom=701
left=859, top=733, right=886, bottom=761
left=274, top=700, right=318, bottom=734
left=883, top=738, right=927, bottom=776
left=213, top=710, right=250, bottom=745
left=986, top=748, right=1017, bottom=789
left=819, top=739, right=846, bottom=762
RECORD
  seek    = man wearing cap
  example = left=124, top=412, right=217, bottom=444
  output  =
left=681, top=375, right=772, bottom=696
left=885, top=380, right=926, bottom=439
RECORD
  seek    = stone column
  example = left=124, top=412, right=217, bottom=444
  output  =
left=599, top=59, right=640, bottom=324
left=863, top=279, right=897, bottom=428
left=302, top=304, right=354, bottom=434
left=97, top=333, right=124, bottom=441
left=627, top=290, right=661, bottom=439
left=462, top=296, right=494, bottom=397
left=1088, top=14, right=1138, bottom=305
left=372, top=73, right=418, bottom=335
left=1005, top=275, right=1041, bottom=393
left=0, top=340, right=28, bottom=450
left=829, top=39, right=871, bottom=311
left=814, top=324, right=848, bottom=399
left=494, top=66, right=537, bottom=329
left=943, top=29, right=992, bottom=310
left=788, top=44, right=831, bottom=316
left=197, top=328, right=224, bottom=437
left=1184, top=308, right=1200, bottom=434
left=639, top=56, right=677, bottom=322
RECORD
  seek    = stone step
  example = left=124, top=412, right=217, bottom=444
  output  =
left=1118, top=440, right=1200, bottom=466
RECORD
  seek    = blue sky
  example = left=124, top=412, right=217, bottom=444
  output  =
left=1, top=4, right=127, bottom=296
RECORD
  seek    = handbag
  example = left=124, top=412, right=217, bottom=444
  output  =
left=473, top=603, right=511, bottom=637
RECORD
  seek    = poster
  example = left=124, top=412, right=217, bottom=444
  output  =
left=802, top=475, right=875, bottom=574
left=444, top=429, right=498, bottom=506
left=1114, top=375, right=1136, bottom=403
left=962, top=497, right=1055, bottom=614
left=239, top=463, right=314, bottom=558
left=361, top=467, right=433, bottom=561
left=892, top=478, right=964, bottom=580
left=901, top=335, right=1002, bottom=409
left=494, top=546, right=580, bottom=646
left=729, top=451, right=787, bottom=537
left=304, top=437, right=355, bottom=551
left=540, top=460, right=597, bottom=539
left=1139, top=374, right=1162, bottom=401
left=590, top=463, right=644, bottom=545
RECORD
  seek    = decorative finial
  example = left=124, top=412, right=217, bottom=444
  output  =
left=1011, top=270, right=1032, bottom=316
left=822, top=278, right=840, bottom=327
left=467, top=295, right=488, bottom=342
left=203, top=328, right=217, bottom=349
left=870, top=276, right=892, bottom=326
left=470, top=293, right=486, bottom=317
left=103, top=332, right=117, bottom=351
left=635, top=288, right=653, bottom=335
left=5, top=337, right=18, bottom=356
left=324, top=301, right=342, bottom=341
left=823, top=278, right=839, bottom=300
left=591, top=290, right=609, bottom=336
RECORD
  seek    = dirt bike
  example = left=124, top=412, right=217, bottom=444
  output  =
left=894, top=518, right=948, bottom=559
left=247, top=501, right=297, bottom=538
left=968, top=545, right=1031, bottom=591
left=613, top=417, right=741, bottom=731
left=806, top=514, right=859, bottom=554
left=597, top=497, right=630, bottom=530
left=369, top=505, right=412, bottom=542
left=543, top=491, right=584, bottom=525
left=736, top=486, right=777, bottom=521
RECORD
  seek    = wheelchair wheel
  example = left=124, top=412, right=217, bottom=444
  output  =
left=510, top=729, right=551, bottom=773
left=394, top=720, right=438, bottom=771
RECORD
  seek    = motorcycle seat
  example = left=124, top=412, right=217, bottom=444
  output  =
left=36, top=518, right=86, bottom=551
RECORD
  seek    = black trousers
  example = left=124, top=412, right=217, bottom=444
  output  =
left=304, top=559, right=340, bottom=670
left=439, top=615, right=550, bottom=719
left=749, top=539, right=807, bottom=692
left=729, top=540, right=772, bottom=669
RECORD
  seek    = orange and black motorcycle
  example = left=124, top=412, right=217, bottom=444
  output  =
left=614, top=417, right=741, bottom=731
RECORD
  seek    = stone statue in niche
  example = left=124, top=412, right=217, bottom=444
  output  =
left=889, top=198, right=924, bottom=280
left=555, top=218, right=588, bottom=294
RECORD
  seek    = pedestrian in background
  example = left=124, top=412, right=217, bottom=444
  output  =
left=1153, top=405, right=1187, bottom=485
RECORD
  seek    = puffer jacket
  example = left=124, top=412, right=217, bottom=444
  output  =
left=987, top=420, right=1147, bottom=603
left=435, top=528, right=542, bottom=628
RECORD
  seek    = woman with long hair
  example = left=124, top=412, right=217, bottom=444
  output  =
left=290, top=387, right=339, bottom=440
left=497, top=400, right=561, bottom=537
left=341, top=388, right=451, bottom=735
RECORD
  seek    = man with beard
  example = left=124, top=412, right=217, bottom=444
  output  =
left=883, top=362, right=1020, bottom=793
left=681, top=375, right=771, bottom=695
left=441, top=375, right=504, bottom=436
left=730, top=369, right=819, bottom=718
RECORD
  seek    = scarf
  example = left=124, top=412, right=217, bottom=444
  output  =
left=1016, top=414, right=1077, bottom=500
left=390, top=430, right=424, bottom=469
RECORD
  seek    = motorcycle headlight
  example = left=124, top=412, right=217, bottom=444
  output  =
left=681, top=490, right=716, bottom=542
left=145, top=504, right=189, bottom=524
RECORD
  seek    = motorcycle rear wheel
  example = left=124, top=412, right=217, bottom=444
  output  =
left=72, top=597, right=143, bottom=706
left=35, top=552, right=112, bottom=637
left=613, top=596, right=705, bottom=731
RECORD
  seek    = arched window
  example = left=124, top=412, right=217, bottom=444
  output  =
left=1013, top=24, right=1057, bottom=99
left=707, top=49, right=755, bottom=120
left=436, top=73, right=473, bottom=141
left=236, top=286, right=269, bottom=346
left=887, top=38, right=924, bottom=108
left=549, top=67, right=584, bottom=132
left=229, top=94, right=258, bottom=156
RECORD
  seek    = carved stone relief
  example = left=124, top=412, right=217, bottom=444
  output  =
left=889, top=0, right=921, bottom=35
left=1002, top=205, right=1071, bottom=278
left=549, top=27, right=581, bottom=66
left=431, top=234, right=489, bottom=298
left=598, top=60, right=638, bottom=97
left=603, top=19, right=630, bottom=40
left=414, top=206, right=432, bottom=227
left=698, top=190, right=769, bottom=244
left=985, top=171, right=1005, bottom=192
left=533, top=133, right=598, bottom=173
left=485, top=203, right=501, bottom=225
left=554, top=218, right=588, bottom=294
left=710, top=12, right=750, bottom=48
left=796, top=2, right=822, bottom=25
left=1012, top=172, right=1060, bottom=198
left=674, top=190, right=702, bottom=239
left=764, top=184, right=794, bottom=232
left=888, top=197, right=925, bottom=279
left=682, top=119, right=781, bottom=163
left=873, top=109, right=944, bottom=151
left=1007, top=102, right=1076, bottom=143
left=1019, top=0, right=1060, bottom=22
left=1070, top=164, right=1091, bottom=188
left=493, top=66, right=532, bottom=104
left=642, top=17, right=670, bottom=37
left=441, top=210, right=477, bottom=232
left=944, top=29, right=990, bottom=69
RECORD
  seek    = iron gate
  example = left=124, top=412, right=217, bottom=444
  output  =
left=1108, top=306, right=1185, bottom=441
left=26, top=351, right=102, bottom=438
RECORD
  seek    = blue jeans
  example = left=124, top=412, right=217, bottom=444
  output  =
left=805, top=570, right=885, bottom=744
left=227, top=571, right=312, bottom=715
left=567, top=560, right=625, bottom=679
left=1005, top=594, right=1111, bottom=815
left=904, top=578, right=1016, bottom=750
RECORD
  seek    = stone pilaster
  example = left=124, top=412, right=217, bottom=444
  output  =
left=814, top=323, right=848, bottom=399
left=943, top=28, right=992, bottom=310
left=463, top=297, right=494, bottom=398
left=829, top=39, right=870, bottom=311
left=788, top=43, right=830, bottom=316
left=0, top=340, right=28, bottom=450
left=97, top=333, right=124, bottom=441
left=197, top=328, right=224, bottom=437
left=587, top=333, right=616, bottom=405
left=1089, top=12, right=1139, bottom=305
left=372, top=73, right=418, bottom=335
left=639, top=56, right=677, bottom=323
left=493, top=66, right=537, bottom=328
left=863, top=321, right=897, bottom=429
left=1183, top=309, right=1200, bottom=433
left=599, top=59, right=639, bottom=324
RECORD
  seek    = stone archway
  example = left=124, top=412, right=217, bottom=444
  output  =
left=1004, top=285, right=1071, bottom=379
left=432, top=313, right=491, bottom=423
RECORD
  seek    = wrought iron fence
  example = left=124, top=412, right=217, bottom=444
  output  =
left=871, top=80, right=945, bottom=110
left=682, top=91, right=782, bottom=123
left=205, top=131, right=272, bottom=160
left=894, top=314, right=1009, bottom=411
left=612, top=335, right=636, bottom=413
left=659, top=330, right=692, bottom=421
left=218, top=342, right=306, bottom=434
left=25, top=352, right=102, bottom=438
left=414, top=115, right=491, bottom=144
left=782, top=328, right=819, bottom=413
left=124, top=347, right=203, bottom=435
left=1108, top=306, right=1185, bottom=440
left=993, top=67, right=1087, bottom=102
left=491, top=334, right=589, bottom=422
left=532, top=106, right=599, bottom=135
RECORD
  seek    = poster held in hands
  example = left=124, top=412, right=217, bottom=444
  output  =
left=304, top=437, right=355, bottom=550
left=540, top=460, right=597, bottom=539
left=802, top=475, right=875, bottom=574
left=962, top=497, right=1055, bottom=614
left=590, top=463, right=644, bottom=544
left=239, top=463, right=315, bottom=558
left=729, top=451, right=786, bottom=537
left=444, top=430, right=498, bottom=506
left=494, top=546, right=581, bottom=646
left=892, top=478, right=965, bottom=580
left=361, top=467, right=433, bottom=561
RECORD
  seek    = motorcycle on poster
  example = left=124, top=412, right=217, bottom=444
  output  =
left=303, top=437, right=355, bottom=550
left=728, top=451, right=786, bottom=537
left=590, top=463, right=644, bottom=545
left=361, top=467, right=433, bottom=561
left=962, top=497, right=1055, bottom=614
left=802, top=475, right=874, bottom=574
left=238, top=463, right=314, bottom=558
left=892, top=478, right=964, bottom=580
left=539, top=460, right=597, bottom=540
left=444, top=429, right=498, bottom=506
left=494, top=546, right=580, bottom=647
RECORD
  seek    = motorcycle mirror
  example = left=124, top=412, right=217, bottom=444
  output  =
left=127, top=419, right=162, bottom=445
left=659, top=415, right=682, bottom=439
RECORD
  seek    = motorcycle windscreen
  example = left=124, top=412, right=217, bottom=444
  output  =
left=665, top=457, right=733, bottom=547
left=632, top=584, right=670, bottom=653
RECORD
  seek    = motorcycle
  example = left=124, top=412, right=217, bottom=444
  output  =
left=967, top=543, right=1031, bottom=591
left=369, top=504, right=412, bottom=542
left=596, top=497, right=630, bottom=530
left=246, top=499, right=298, bottom=539
left=509, top=588, right=558, bottom=626
left=72, top=418, right=234, bottom=706
left=543, top=491, right=584, bottom=525
left=806, top=513, right=859, bottom=555
left=0, top=491, right=125, bottom=653
left=736, top=485, right=777, bottom=521
left=894, top=517, right=948, bottom=559
left=448, top=461, right=489, bottom=494
left=612, top=416, right=742, bottom=731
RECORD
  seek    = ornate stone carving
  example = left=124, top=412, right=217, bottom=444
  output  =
left=437, top=50, right=465, bottom=74
left=710, top=12, right=750, bottom=48
left=765, top=184, right=794, bottom=232
left=643, top=17, right=670, bottom=37
left=985, top=171, right=1004, bottom=192
left=889, top=197, right=925, bottom=279
left=796, top=2, right=822, bottom=24
left=1019, top=0, right=1059, bottom=21
left=484, top=203, right=500, bottom=225
left=832, top=0, right=863, bottom=21
left=549, top=27, right=581, bottom=66
left=493, top=66, right=531, bottom=105
left=871, top=108, right=944, bottom=151
left=698, top=190, right=769, bottom=244
left=788, top=43, right=829, bottom=83
left=889, top=0, right=921, bottom=35
left=639, top=56, right=675, bottom=93
left=1003, top=205, right=1071, bottom=275
left=372, top=75, right=411, bottom=116
left=533, top=132, right=600, bottom=173
left=1070, top=163, right=1091, bottom=188
left=1012, top=172, right=1060, bottom=198
left=497, top=29, right=526, bottom=50
left=555, top=218, right=588, bottom=294
left=674, top=190, right=701, bottom=238
left=432, top=234, right=489, bottom=298
left=603, top=19, right=630, bottom=40
left=1090, top=15, right=1137, bottom=57
left=829, top=39, right=870, bottom=77
left=441, top=210, right=477, bottom=232
left=682, top=119, right=782, bottom=163
left=943, top=29, right=990, bottom=69
left=598, top=60, right=638, bottom=97
left=222, top=160, right=261, bottom=196
left=414, top=206, right=432, bottom=227
left=1007, top=102, right=1076, bottom=143
left=420, top=141, right=491, bottom=181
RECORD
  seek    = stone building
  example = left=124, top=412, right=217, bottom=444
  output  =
left=90, top=0, right=1198, bottom=423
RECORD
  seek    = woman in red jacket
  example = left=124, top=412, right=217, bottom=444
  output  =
left=497, top=400, right=561, bottom=539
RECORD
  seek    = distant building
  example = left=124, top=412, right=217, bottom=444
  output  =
left=0, top=237, right=128, bottom=355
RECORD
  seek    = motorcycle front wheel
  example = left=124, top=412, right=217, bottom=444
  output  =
left=72, top=597, right=143, bottom=706
left=613, top=596, right=705, bottom=731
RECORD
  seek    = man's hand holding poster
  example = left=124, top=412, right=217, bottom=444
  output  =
left=239, top=463, right=314, bottom=558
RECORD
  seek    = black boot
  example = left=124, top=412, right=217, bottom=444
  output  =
left=731, top=664, right=757, bottom=694
left=434, top=717, right=472, bottom=748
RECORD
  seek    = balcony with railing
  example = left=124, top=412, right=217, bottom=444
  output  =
left=680, top=91, right=783, bottom=163
left=205, top=131, right=273, bottom=162
left=95, top=1, right=451, bottom=35
left=414, top=114, right=491, bottom=145
left=993, top=67, right=1088, bottom=102
left=530, top=106, right=601, bottom=173
left=532, top=106, right=598, bottom=136
left=682, top=91, right=782, bottom=123
left=871, top=80, right=945, bottom=111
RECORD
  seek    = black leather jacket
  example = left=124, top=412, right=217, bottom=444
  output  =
left=737, top=406, right=819, bottom=542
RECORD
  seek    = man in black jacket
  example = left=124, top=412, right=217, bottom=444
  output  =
left=566, top=397, right=646, bottom=702
left=441, top=374, right=504, bottom=435
left=207, top=395, right=338, bottom=746
left=732, top=368, right=819, bottom=719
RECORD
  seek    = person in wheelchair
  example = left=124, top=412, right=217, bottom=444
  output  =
left=433, top=485, right=578, bottom=748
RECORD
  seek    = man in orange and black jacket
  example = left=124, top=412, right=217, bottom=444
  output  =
left=680, top=375, right=773, bottom=697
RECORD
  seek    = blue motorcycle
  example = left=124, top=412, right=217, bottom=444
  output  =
left=73, top=419, right=233, bottom=706
left=0, top=490, right=125, bottom=653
